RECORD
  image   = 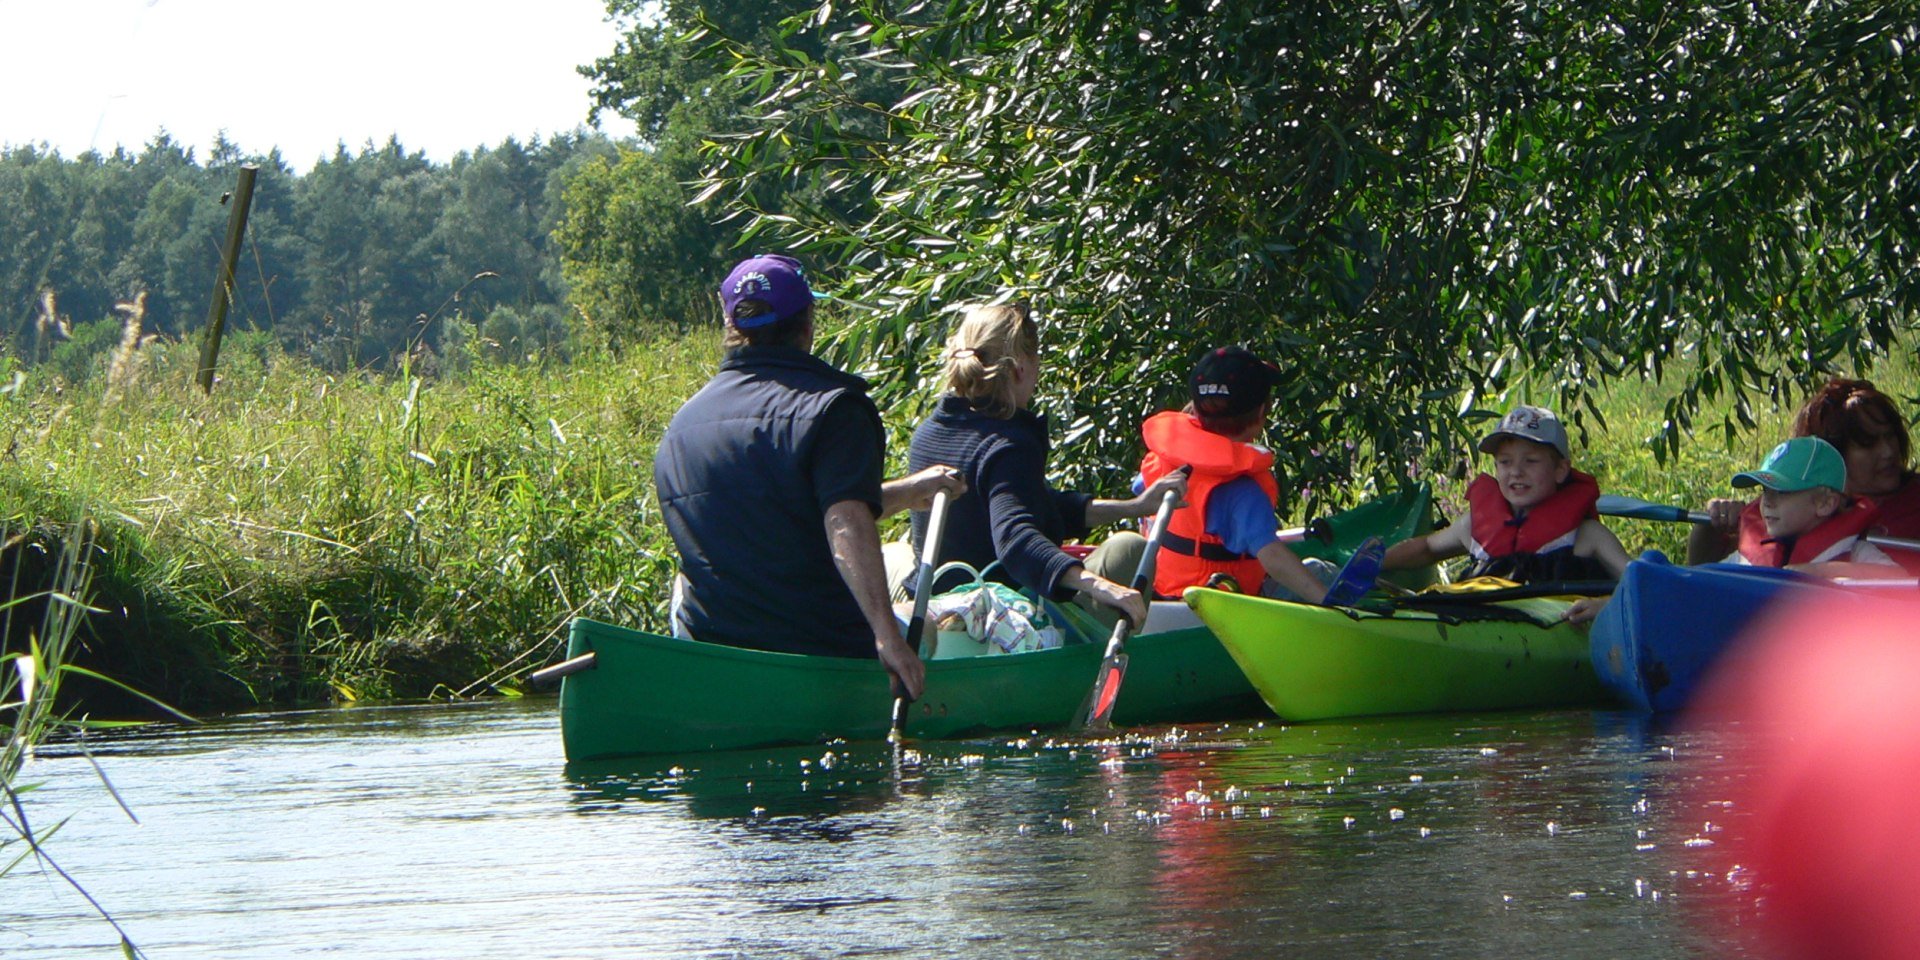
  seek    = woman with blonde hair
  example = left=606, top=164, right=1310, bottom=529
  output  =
left=905, top=303, right=1185, bottom=627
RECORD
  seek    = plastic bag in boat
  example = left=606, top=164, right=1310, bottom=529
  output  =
left=923, top=562, right=1064, bottom=657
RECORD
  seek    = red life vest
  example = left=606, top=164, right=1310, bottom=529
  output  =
left=1736, top=496, right=1881, bottom=567
left=1465, top=470, right=1600, bottom=566
left=1139, top=411, right=1279, bottom=597
left=1871, top=474, right=1920, bottom=574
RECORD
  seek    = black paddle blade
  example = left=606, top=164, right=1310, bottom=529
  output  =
left=1076, top=652, right=1129, bottom=732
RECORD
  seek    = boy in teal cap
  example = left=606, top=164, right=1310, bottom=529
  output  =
left=1721, top=436, right=1897, bottom=572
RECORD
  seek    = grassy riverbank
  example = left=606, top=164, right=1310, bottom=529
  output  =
left=1, top=331, right=712, bottom=711
left=1, top=327, right=1912, bottom=714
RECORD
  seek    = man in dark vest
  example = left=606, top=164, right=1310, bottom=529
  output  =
left=654, top=254, right=965, bottom=700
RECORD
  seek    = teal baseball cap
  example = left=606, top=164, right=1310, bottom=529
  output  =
left=1731, top=436, right=1848, bottom=493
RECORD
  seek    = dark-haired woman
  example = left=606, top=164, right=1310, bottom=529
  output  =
left=1688, top=378, right=1920, bottom=569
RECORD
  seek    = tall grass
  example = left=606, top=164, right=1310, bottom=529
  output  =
left=1, top=328, right=717, bottom=710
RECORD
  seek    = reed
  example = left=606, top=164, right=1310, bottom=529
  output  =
left=1, top=329, right=718, bottom=710
left=1, top=515, right=155, bottom=957
left=102, top=292, right=150, bottom=403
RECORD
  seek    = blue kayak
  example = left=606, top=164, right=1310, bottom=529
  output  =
left=1590, top=556, right=1906, bottom=712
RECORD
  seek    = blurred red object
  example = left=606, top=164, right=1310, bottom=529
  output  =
left=1061, top=544, right=1094, bottom=560
left=1687, top=590, right=1920, bottom=960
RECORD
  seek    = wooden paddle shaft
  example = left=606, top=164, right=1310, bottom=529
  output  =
left=528, top=651, right=596, bottom=689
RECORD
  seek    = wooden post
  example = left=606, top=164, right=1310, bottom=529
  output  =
left=195, top=164, right=259, bottom=394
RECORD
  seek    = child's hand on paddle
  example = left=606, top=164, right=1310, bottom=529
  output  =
left=1702, top=497, right=1744, bottom=534
left=1564, top=596, right=1610, bottom=624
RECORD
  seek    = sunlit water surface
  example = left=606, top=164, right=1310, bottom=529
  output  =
left=3, top=700, right=1750, bottom=957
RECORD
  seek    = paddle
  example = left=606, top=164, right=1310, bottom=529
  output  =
left=1872, top=534, right=1920, bottom=553
left=1075, top=481, right=1183, bottom=733
left=1274, top=517, right=1334, bottom=545
left=1595, top=494, right=1707, bottom=525
left=527, top=651, right=596, bottom=689
left=1390, top=580, right=1618, bottom=606
left=890, top=489, right=953, bottom=743
left=1597, top=493, right=1920, bottom=557
left=1320, top=536, right=1386, bottom=606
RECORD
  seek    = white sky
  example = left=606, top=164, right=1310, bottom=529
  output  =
left=0, top=0, right=640, bottom=171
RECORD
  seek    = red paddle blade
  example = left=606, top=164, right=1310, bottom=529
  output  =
left=1079, top=653, right=1129, bottom=731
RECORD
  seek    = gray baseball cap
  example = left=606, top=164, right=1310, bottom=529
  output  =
left=1478, top=405, right=1571, bottom=459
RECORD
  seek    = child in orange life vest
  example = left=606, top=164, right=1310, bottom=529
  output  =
left=1380, top=405, right=1633, bottom=605
left=1719, top=436, right=1897, bottom=574
left=1135, top=346, right=1332, bottom=603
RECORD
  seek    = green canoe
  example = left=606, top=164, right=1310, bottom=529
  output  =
left=557, top=485, right=1436, bottom=760
left=558, top=618, right=1257, bottom=760
left=1186, top=585, right=1609, bottom=722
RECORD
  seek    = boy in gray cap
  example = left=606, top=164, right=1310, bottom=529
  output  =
left=1380, top=405, right=1632, bottom=618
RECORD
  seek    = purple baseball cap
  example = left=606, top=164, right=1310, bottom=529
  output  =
left=719, top=254, right=822, bottom=329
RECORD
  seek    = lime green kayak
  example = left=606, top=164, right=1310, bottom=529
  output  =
left=556, top=485, right=1436, bottom=760
left=1186, top=585, right=1608, bottom=722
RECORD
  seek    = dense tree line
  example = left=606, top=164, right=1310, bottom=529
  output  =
left=579, top=0, right=1920, bottom=505
left=1, top=131, right=619, bottom=375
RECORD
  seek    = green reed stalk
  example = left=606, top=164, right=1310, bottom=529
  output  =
left=2, top=517, right=152, bottom=958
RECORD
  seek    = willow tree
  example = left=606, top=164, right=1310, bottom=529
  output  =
left=688, top=0, right=1918, bottom=504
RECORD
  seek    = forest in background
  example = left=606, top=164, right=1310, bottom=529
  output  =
left=1, top=131, right=629, bottom=377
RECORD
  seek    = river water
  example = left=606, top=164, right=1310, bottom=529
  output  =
left=4, top=700, right=1748, bottom=958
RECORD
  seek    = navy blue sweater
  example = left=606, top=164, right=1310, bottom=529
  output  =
left=655, top=345, right=884, bottom=656
left=907, top=394, right=1093, bottom=597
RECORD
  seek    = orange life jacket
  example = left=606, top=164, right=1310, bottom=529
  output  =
left=1465, top=470, right=1601, bottom=569
left=1139, top=411, right=1279, bottom=597
left=1736, top=496, right=1881, bottom=567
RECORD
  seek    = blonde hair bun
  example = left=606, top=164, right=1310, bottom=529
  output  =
left=941, top=304, right=1037, bottom=419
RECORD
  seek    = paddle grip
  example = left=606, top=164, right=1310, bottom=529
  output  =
left=1132, top=479, right=1185, bottom=593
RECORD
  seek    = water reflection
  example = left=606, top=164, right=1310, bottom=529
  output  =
left=565, top=742, right=919, bottom=822
left=7, top=700, right=1755, bottom=959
